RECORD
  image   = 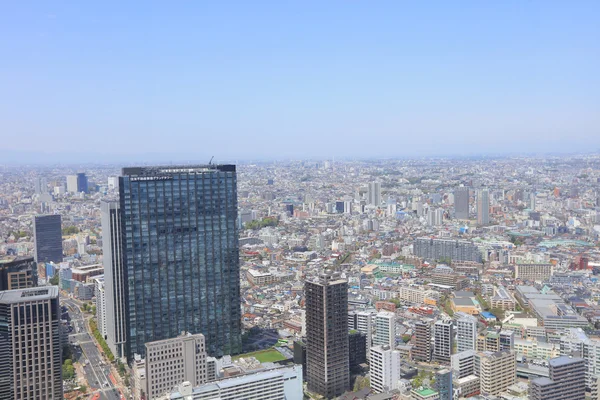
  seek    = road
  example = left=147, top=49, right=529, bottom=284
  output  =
left=63, top=297, right=124, bottom=400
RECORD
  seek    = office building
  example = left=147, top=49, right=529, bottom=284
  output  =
left=33, top=214, right=63, bottom=264
left=454, top=187, right=469, bottom=220
left=144, top=332, right=208, bottom=400
left=167, top=365, right=303, bottom=400
left=0, top=287, right=62, bottom=400
left=477, top=189, right=490, bottom=226
left=435, top=369, right=453, bottom=400
left=413, top=321, right=432, bottom=362
left=66, top=175, right=78, bottom=193
left=305, top=270, right=349, bottom=398
left=414, top=237, right=482, bottom=263
left=477, top=351, right=516, bottom=395
left=119, top=165, right=241, bottom=359
left=456, top=315, right=477, bottom=352
left=101, top=200, right=127, bottom=359
left=94, top=276, right=107, bottom=339
left=530, top=356, right=585, bottom=400
left=77, top=172, right=89, bottom=193
left=433, top=320, right=453, bottom=364
left=373, top=311, right=396, bottom=348
left=0, top=256, right=37, bottom=291
left=34, top=176, right=47, bottom=195
left=368, top=181, right=381, bottom=207
left=370, top=345, right=401, bottom=393
left=108, top=176, right=119, bottom=189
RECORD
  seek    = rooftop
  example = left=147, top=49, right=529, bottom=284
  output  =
left=0, top=287, right=58, bottom=303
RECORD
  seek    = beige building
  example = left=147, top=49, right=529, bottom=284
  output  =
left=144, top=332, right=208, bottom=399
left=514, top=263, right=554, bottom=281
left=477, top=350, right=516, bottom=395
left=246, top=269, right=277, bottom=286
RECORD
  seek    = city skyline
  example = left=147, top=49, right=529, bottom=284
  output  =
left=1, top=2, right=599, bottom=160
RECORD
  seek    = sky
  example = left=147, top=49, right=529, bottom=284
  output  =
left=1, top=1, right=599, bottom=162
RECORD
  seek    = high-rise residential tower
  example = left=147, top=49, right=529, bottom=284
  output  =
left=33, top=214, right=63, bottom=264
left=477, top=189, right=490, bottom=226
left=454, top=187, right=469, bottom=220
left=457, top=314, right=478, bottom=352
left=435, top=369, right=453, bottom=400
left=305, top=270, right=349, bottom=398
left=413, top=321, right=432, bottom=362
left=119, top=165, right=241, bottom=359
left=101, top=200, right=127, bottom=359
left=434, top=320, right=454, bottom=364
left=370, top=345, right=402, bottom=393
left=0, top=287, right=62, bottom=400
left=368, top=181, right=381, bottom=207
left=0, top=256, right=37, bottom=291
left=373, top=311, right=396, bottom=348
left=530, top=356, right=585, bottom=400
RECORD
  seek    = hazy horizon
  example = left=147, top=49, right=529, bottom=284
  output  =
left=1, top=2, right=599, bottom=160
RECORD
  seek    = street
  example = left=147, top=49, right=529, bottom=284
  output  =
left=63, top=297, right=124, bottom=400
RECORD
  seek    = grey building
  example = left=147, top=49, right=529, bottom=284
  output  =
left=530, top=356, right=585, bottom=400
left=414, top=237, right=482, bottom=263
left=477, top=189, right=490, bottom=226
left=0, top=287, right=62, bottom=400
left=435, top=369, right=453, bottom=400
left=120, top=165, right=241, bottom=360
left=101, top=200, right=127, bottom=359
left=33, top=214, right=63, bottom=264
left=305, top=271, right=349, bottom=398
left=454, top=187, right=469, bottom=220
left=433, top=320, right=454, bottom=364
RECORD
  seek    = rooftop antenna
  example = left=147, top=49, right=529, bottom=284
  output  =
left=209, top=156, right=214, bottom=165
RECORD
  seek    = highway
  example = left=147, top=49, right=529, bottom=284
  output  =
left=64, top=297, right=124, bottom=400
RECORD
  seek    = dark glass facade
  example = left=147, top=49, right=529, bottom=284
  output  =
left=119, top=165, right=241, bottom=359
left=77, top=172, right=88, bottom=193
left=33, top=214, right=63, bottom=264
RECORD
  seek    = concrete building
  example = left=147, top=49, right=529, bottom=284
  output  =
left=33, top=214, right=63, bottom=264
left=101, top=200, right=127, bottom=359
left=477, top=189, right=490, bottom=226
left=305, top=271, right=349, bottom=398
left=477, top=351, right=516, bottom=395
left=144, top=332, right=208, bottom=400
left=370, top=345, right=402, bottom=393
left=165, top=365, right=303, bottom=400
left=452, top=350, right=477, bottom=379
left=0, top=287, right=62, bottom=400
left=514, top=263, right=554, bottom=281
left=413, top=321, right=432, bottom=362
left=435, top=369, right=452, bottom=400
left=94, top=276, right=107, bottom=339
left=491, top=286, right=516, bottom=311
left=348, top=331, right=367, bottom=369
left=66, top=175, right=78, bottom=193
left=0, top=256, right=37, bottom=291
left=530, top=356, right=585, bottom=400
left=373, top=311, right=396, bottom=348
left=454, top=187, right=470, bottom=220
left=456, top=315, right=477, bottom=352
left=433, top=320, right=453, bottom=364
left=414, top=238, right=482, bottom=263
left=368, top=181, right=381, bottom=207
left=246, top=269, right=277, bottom=286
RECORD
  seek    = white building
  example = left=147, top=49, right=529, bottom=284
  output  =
left=164, top=365, right=303, bottom=400
left=373, top=311, right=396, bottom=348
left=66, top=175, right=78, bottom=193
left=456, top=315, right=478, bottom=352
left=370, top=345, right=402, bottom=393
left=144, top=332, right=208, bottom=399
left=433, top=320, right=453, bottom=364
left=368, top=181, right=381, bottom=207
left=94, top=276, right=107, bottom=338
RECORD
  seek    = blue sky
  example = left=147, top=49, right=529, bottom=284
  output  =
left=1, top=1, right=599, bottom=161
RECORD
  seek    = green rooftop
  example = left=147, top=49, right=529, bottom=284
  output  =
left=413, top=388, right=438, bottom=396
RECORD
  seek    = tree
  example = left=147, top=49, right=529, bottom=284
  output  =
left=62, top=359, right=75, bottom=380
left=412, top=376, right=423, bottom=388
left=62, top=226, right=80, bottom=235
left=79, top=385, right=87, bottom=393
left=49, top=275, right=59, bottom=286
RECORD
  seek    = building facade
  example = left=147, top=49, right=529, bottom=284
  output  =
left=454, top=187, right=470, bottom=220
left=477, top=189, right=490, bottom=226
left=414, top=238, right=482, bottom=263
left=370, top=345, right=401, bottom=393
left=33, top=214, right=63, bottom=264
left=530, top=356, right=585, bottom=400
left=94, top=276, right=107, bottom=338
left=145, top=332, right=208, bottom=400
left=119, top=165, right=242, bottom=359
left=0, top=287, right=62, bottom=400
left=477, top=351, right=516, bottom=395
left=0, top=256, right=37, bottom=291
left=433, top=320, right=454, bottom=364
left=456, top=315, right=477, bottom=352
left=373, top=311, right=395, bottom=348
left=305, top=271, right=349, bottom=398
left=101, top=200, right=127, bottom=359
left=413, top=321, right=432, bottom=362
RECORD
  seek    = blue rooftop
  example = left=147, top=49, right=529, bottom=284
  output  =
left=481, top=311, right=496, bottom=319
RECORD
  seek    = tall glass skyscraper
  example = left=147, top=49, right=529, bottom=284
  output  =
left=33, top=214, right=63, bottom=264
left=119, top=165, right=241, bottom=359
